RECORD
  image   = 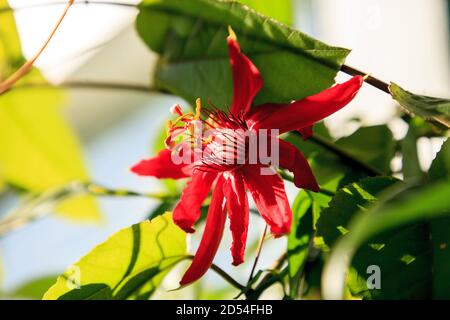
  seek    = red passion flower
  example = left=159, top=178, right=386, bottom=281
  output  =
left=131, top=28, right=363, bottom=286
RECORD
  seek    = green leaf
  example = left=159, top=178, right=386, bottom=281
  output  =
left=8, top=275, right=59, bottom=299
left=239, top=0, right=293, bottom=25
left=336, top=125, right=395, bottom=174
left=287, top=191, right=312, bottom=298
left=429, top=139, right=450, bottom=182
left=284, top=125, right=395, bottom=190
left=287, top=190, right=330, bottom=298
left=0, top=1, right=99, bottom=221
left=0, top=0, right=24, bottom=77
left=389, top=83, right=450, bottom=128
left=428, top=139, right=450, bottom=299
left=401, top=124, right=423, bottom=180
left=322, top=179, right=450, bottom=299
left=136, top=0, right=350, bottom=108
left=316, top=177, right=399, bottom=249
left=43, top=212, right=186, bottom=300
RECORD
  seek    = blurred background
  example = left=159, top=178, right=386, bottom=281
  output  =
left=0, top=0, right=449, bottom=299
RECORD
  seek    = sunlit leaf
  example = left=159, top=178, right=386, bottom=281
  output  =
left=0, top=1, right=99, bottom=221
left=390, top=83, right=450, bottom=128
left=43, top=213, right=186, bottom=300
left=136, top=0, right=349, bottom=108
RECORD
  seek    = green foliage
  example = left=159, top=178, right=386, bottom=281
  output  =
left=136, top=0, right=349, bottom=108
left=429, top=139, right=450, bottom=182
left=0, top=0, right=99, bottom=221
left=322, top=142, right=450, bottom=299
left=336, top=126, right=395, bottom=174
left=316, top=177, right=399, bottom=250
left=43, top=213, right=186, bottom=300
left=285, top=125, right=395, bottom=190
left=390, top=83, right=450, bottom=128
left=287, top=191, right=313, bottom=298
left=401, top=123, right=424, bottom=180
left=287, top=190, right=330, bottom=298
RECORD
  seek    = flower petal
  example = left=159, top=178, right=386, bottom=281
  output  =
left=179, top=175, right=227, bottom=286
left=247, top=76, right=363, bottom=133
left=243, top=165, right=292, bottom=237
left=173, top=169, right=218, bottom=233
left=227, top=36, right=263, bottom=116
left=279, top=139, right=319, bottom=192
left=130, top=149, right=191, bottom=179
left=223, top=171, right=249, bottom=266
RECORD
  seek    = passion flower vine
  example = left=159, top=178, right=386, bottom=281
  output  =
left=131, top=28, right=363, bottom=286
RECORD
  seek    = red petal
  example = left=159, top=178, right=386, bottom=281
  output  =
left=243, top=165, right=292, bottom=237
left=279, top=139, right=319, bottom=192
left=247, top=76, right=363, bottom=134
left=130, top=149, right=191, bottom=179
left=173, top=169, right=218, bottom=233
left=298, top=125, right=313, bottom=140
left=227, top=36, right=263, bottom=116
left=180, top=175, right=227, bottom=286
left=223, top=171, right=249, bottom=266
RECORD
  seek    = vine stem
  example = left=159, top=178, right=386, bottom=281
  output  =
left=0, top=181, right=177, bottom=237
left=185, top=255, right=245, bottom=291
left=305, top=133, right=384, bottom=176
left=14, top=81, right=163, bottom=95
left=0, top=0, right=74, bottom=95
left=247, top=224, right=268, bottom=284
left=340, top=64, right=390, bottom=94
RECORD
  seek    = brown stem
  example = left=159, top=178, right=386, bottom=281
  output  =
left=341, top=64, right=390, bottom=94
left=306, top=133, right=384, bottom=176
left=0, top=0, right=74, bottom=95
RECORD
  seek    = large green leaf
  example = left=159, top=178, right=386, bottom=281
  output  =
left=317, top=177, right=432, bottom=299
left=390, top=83, right=450, bottom=128
left=136, top=0, right=350, bottom=107
left=322, top=174, right=450, bottom=299
left=43, top=213, right=186, bottom=300
left=0, top=0, right=99, bottom=221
